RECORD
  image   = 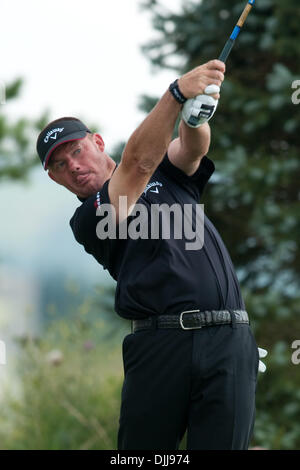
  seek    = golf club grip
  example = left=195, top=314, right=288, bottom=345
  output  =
left=218, top=38, right=235, bottom=63
left=237, top=2, right=254, bottom=28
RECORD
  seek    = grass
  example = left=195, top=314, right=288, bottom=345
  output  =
left=0, top=310, right=125, bottom=450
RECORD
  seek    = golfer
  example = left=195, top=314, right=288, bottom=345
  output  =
left=36, top=59, right=260, bottom=450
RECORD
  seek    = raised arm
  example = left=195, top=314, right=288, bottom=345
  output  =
left=167, top=57, right=227, bottom=176
left=167, top=121, right=211, bottom=176
left=108, top=60, right=225, bottom=222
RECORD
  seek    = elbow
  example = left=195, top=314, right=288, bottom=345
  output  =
left=136, top=158, right=158, bottom=175
left=121, top=149, right=157, bottom=177
left=202, top=141, right=210, bottom=157
left=121, top=138, right=163, bottom=176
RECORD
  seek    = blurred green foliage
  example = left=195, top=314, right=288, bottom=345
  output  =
left=0, top=287, right=128, bottom=450
left=0, top=78, right=49, bottom=181
left=139, top=0, right=300, bottom=449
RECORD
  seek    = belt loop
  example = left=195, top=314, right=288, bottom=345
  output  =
left=131, top=320, right=133, bottom=334
left=229, top=310, right=237, bottom=329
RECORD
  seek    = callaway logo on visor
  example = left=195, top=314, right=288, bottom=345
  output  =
left=43, top=127, right=65, bottom=143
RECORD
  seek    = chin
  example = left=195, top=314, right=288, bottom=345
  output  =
left=77, top=184, right=99, bottom=199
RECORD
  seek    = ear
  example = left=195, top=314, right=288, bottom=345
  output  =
left=93, top=133, right=105, bottom=152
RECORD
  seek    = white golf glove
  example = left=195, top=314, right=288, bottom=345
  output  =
left=181, top=84, right=220, bottom=128
left=258, top=347, right=268, bottom=373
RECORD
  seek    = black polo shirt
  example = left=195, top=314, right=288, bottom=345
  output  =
left=70, top=153, right=245, bottom=320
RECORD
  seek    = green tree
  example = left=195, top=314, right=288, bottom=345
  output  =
left=140, top=0, right=300, bottom=449
left=0, top=78, right=49, bottom=181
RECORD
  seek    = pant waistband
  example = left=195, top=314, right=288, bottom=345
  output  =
left=131, top=309, right=249, bottom=333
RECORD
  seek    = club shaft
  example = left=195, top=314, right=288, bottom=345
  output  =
left=218, top=38, right=235, bottom=63
left=218, top=0, right=255, bottom=63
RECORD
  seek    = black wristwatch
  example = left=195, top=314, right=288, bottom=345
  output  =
left=169, top=79, right=187, bottom=104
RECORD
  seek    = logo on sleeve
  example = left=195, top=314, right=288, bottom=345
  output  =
left=143, top=181, right=163, bottom=196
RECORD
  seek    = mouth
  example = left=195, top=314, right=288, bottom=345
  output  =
left=75, top=173, right=90, bottom=185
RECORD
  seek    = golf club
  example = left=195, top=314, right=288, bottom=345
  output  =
left=183, top=0, right=256, bottom=127
left=218, top=0, right=256, bottom=63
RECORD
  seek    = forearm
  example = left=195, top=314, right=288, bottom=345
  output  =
left=121, top=59, right=224, bottom=176
left=167, top=121, right=211, bottom=176
left=108, top=60, right=224, bottom=221
left=121, top=90, right=181, bottom=175
left=179, top=120, right=211, bottom=161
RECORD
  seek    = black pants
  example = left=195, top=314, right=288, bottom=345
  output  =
left=118, top=322, right=259, bottom=450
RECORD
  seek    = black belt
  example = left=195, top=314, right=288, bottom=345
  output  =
left=132, top=309, right=249, bottom=333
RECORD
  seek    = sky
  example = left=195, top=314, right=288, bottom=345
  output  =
left=1, top=0, right=182, bottom=146
left=0, top=0, right=183, bottom=277
left=0, top=0, right=185, bottom=349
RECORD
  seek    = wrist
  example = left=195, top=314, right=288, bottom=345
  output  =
left=169, top=79, right=187, bottom=105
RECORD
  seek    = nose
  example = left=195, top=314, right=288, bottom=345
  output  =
left=67, top=155, right=81, bottom=173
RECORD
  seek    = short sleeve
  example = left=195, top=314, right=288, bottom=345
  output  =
left=158, top=153, right=215, bottom=200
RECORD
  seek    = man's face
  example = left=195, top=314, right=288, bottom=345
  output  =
left=48, top=133, right=109, bottom=198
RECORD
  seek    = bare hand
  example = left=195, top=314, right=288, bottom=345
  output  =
left=178, top=60, right=226, bottom=100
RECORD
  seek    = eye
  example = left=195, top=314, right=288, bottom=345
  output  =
left=54, top=161, right=65, bottom=171
left=73, top=148, right=81, bottom=155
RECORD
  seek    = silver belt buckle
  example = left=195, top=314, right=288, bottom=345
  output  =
left=179, top=309, right=201, bottom=330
